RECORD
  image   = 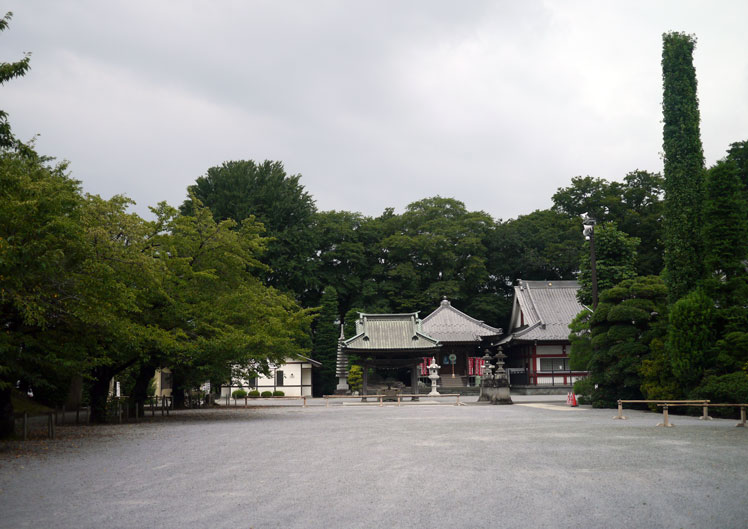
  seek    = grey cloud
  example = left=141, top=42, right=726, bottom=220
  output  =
left=2, top=0, right=747, bottom=221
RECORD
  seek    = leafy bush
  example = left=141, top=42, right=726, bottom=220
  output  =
left=272, top=390, right=285, bottom=397
left=573, top=377, right=594, bottom=397
left=231, top=389, right=247, bottom=399
left=261, top=391, right=273, bottom=397
left=348, top=365, right=363, bottom=393
left=248, top=390, right=260, bottom=398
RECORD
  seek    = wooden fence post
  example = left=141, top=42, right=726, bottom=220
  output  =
left=613, top=400, right=627, bottom=420
left=76, top=407, right=80, bottom=425
left=657, top=405, right=674, bottom=427
left=700, top=401, right=712, bottom=421
left=48, top=412, right=55, bottom=439
left=737, top=406, right=747, bottom=428
left=22, top=412, right=27, bottom=441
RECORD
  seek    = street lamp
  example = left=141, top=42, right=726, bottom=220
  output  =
left=582, top=214, right=599, bottom=309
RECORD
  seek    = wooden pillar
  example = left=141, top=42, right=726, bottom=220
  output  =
left=362, top=363, right=368, bottom=402
left=411, top=365, right=419, bottom=401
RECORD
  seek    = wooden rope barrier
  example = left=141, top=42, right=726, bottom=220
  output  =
left=614, top=399, right=710, bottom=420
left=658, top=403, right=748, bottom=428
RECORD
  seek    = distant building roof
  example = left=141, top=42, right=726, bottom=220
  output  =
left=500, top=280, right=587, bottom=344
left=421, top=298, right=502, bottom=343
left=342, top=313, right=441, bottom=352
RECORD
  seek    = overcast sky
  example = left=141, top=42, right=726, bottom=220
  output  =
left=3, top=1, right=747, bottom=221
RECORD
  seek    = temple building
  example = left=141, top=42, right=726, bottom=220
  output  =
left=420, top=298, right=503, bottom=387
left=499, top=280, right=588, bottom=390
left=339, top=312, right=440, bottom=396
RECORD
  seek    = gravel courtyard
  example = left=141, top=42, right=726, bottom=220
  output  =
left=1, top=396, right=746, bottom=529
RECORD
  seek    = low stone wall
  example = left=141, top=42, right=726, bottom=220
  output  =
left=510, top=385, right=571, bottom=395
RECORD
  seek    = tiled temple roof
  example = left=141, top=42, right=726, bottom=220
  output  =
left=421, top=299, right=502, bottom=343
left=342, top=313, right=440, bottom=351
left=500, top=280, right=586, bottom=343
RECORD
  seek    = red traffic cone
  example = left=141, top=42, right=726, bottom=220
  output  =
left=570, top=392, right=578, bottom=407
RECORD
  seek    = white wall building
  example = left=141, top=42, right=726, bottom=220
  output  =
left=220, top=356, right=321, bottom=398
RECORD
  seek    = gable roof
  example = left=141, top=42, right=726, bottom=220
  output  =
left=500, top=280, right=587, bottom=343
left=421, top=299, right=502, bottom=343
left=342, top=313, right=440, bottom=352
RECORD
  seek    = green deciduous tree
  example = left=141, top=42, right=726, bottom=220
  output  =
left=577, top=223, right=640, bottom=306
left=552, top=171, right=664, bottom=276
left=180, top=160, right=318, bottom=303
left=661, top=31, right=706, bottom=303
left=0, top=12, right=31, bottom=150
left=373, top=197, right=500, bottom=324
left=0, top=150, right=89, bottom=434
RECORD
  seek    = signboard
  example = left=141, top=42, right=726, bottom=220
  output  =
left=449, top=354, right=457, bottom=363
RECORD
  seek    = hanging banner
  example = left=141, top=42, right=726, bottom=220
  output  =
left=468, top=357, right=485, bottom=376
left=420, top=357, right=430, bottom=375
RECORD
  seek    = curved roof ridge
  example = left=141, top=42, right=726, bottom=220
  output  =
left=422, top=299, right=500, bottom=332
left=524, top=282, right=544, bottom=324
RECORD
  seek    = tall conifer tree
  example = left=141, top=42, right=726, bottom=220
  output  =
left=661, top=32, right=705, bottom=303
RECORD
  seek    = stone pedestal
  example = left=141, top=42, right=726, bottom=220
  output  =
left=479, top=382, right=513, bottom=404
left=335, top=376, right=348, bottom=395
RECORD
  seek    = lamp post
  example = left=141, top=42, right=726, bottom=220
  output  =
left=583, top=215, right=599, bottom=309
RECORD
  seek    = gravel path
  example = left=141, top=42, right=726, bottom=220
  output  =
left=1, top=398, right=747, bottom=529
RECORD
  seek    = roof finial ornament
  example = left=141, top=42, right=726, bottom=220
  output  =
left=441, top=296, right=450, bottom=306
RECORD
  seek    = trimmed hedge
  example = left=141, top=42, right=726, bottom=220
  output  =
left=248, top=390, right=260, bottom=398
left=272, top=390, right=285, bottom=397
left=231, top=389, right=247, bottom=399
left=260, top=391, right=273, bottom=397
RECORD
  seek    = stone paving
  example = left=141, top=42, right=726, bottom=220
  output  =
left=1, top=396, right=747, bottom=529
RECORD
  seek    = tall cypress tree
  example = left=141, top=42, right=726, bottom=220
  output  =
left=661, top=32, right=706, bottom=303
left=313, top=286, right=339, bottom=396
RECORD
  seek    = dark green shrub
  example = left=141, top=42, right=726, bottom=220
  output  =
left=231, top=389, right=247, bottom=399
left=573, top=377, right=594, bottom=397
left=272, top=390, right=285, bottom=397
left=261, top=391, right=273, bottom=397
left=248, top=390, right=260, bottom=398
left=691, top=372, right=748, bottom=417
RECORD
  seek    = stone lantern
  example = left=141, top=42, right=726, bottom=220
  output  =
left=478, top=346, right=513, bottom=405
left=427, top=357, right=441, bottom=396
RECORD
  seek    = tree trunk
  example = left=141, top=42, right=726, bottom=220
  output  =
left=171, top=369, right=186, bottom=409
left=0, top=388, right=14, bottom=438
left=130, top=363, right=156, bottom=417
left=88, top=367, right=113, bottom=423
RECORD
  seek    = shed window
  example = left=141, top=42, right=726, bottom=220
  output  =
left=539, top=358, right=569, bottom=371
